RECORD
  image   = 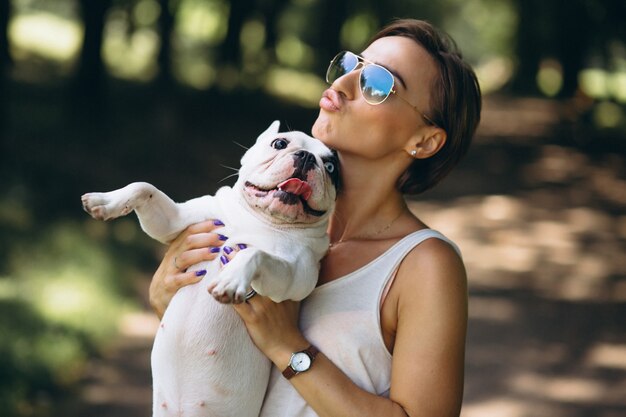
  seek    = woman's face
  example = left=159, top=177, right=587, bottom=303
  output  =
left=312, top=36, right=439, bottom=160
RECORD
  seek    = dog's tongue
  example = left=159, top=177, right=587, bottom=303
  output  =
left=277, top=178, right=312, bottom=200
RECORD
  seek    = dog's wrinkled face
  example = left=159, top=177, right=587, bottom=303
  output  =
left=236, top=121, right=339, bottom=225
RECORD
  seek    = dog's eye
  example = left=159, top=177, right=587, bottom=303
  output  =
left=271, top=138, right=289, bottom=150
left=324, top=161, right=335, bottom=174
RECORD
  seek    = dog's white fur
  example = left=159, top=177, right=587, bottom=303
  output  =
left=81, top=121, right=337, bottom=417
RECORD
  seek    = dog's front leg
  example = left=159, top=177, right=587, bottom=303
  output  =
left=208, top=248, right=302, bottom=304
left=82, top=182, right=215, bottom=243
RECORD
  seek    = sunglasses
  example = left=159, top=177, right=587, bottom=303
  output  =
left=325, top=51, right=436, bottom=126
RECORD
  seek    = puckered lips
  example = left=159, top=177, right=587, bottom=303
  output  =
left=244, top=177, right=326, bottom=217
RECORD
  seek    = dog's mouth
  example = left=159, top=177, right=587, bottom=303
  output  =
left=244, top=178, right=326, bottom=217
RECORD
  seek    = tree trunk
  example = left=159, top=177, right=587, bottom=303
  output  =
left=0, top=0, right=12, bottom=144
left=553, top=0, right=587, bottom=97
left=317, top=0, right=348, bottom=74
left=219, top=0, right=253, bottom=66
left=510, top=0, right=542, bottom=95
left=157, top=0, right=175, bottom=86
left=0, top=0, right=11, bottom=70
left=74, top=0, right=111, bottom=100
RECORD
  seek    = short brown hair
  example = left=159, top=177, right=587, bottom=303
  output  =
left=368, top=19, right=482, bottom=195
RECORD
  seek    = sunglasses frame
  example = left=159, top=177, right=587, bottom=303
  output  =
left=326, top=51, right=437, bottom=127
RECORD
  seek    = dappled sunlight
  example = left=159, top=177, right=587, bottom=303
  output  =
left=264, top=66, right=327, bottom=107
left=468, top=297, right=520, bottom=322
left=103, top=24, right=159, bottom=82
left=509, top=372, right=626, bottom=406
left=276, top=35, right=315, bottom=68
left=537, top=58, right=564, bottom=97
left=461, top=398, right=527, bottom=417
left=476, top=97, right=563, bottom=138
left=586, top=343, right=626, bottom=371
left=9, top=12, right=82, bottom=63
left=175, top=55, right=217, bottom=89
left=7, top=221, right=140, bottom=340
left=176, top=0, right=228, bottom=45
left=411, top=187, right=625, bottom=301
left=580, top=68, right=626, bottom=104
left=118, top=311, right=160, bottom=339
left=339, top=12, right=379, bottom=52
left=475, top=56, right=514, bottom=94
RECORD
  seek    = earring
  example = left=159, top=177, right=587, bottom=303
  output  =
left=410, top=150, right=417, bottom=157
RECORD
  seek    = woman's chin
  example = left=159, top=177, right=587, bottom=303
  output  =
left=312, top=118, right=340, bottom=150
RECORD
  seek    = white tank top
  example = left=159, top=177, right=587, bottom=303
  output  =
left=259, top=229, right=461, bottom=417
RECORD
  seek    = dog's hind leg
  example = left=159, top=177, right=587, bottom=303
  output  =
left=83, top=182, right=217, bottom=243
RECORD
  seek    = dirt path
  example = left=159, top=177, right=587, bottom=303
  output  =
left=58, top=313, right=157, bottom=417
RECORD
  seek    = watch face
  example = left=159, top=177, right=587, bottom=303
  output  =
left=291, top=352, right=312, bottom=372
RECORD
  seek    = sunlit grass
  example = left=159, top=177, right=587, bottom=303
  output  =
left=8, top=221, right=138, bottom=341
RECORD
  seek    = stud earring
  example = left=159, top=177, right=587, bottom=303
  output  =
left=410, top=150, right=417, bottom=157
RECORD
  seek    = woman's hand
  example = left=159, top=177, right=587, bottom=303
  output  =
left=233, top=296, right=309, bottom=368
left=149, top=219, right=226, bottom=318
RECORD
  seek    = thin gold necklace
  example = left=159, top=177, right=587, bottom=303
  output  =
left=329, top=211, right=404, bottom=248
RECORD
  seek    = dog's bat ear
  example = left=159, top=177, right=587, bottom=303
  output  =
left=260, top=120, right=281, bottom=138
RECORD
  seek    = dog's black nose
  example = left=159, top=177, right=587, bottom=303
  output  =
left=293, top=150, right=317, bottom=174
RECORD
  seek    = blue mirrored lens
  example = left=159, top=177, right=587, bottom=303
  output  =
left=360, top=65, right=394, bottom=104
left=326, top=52, right=358, bottom=84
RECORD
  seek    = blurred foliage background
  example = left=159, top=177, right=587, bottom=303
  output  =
left=0, top=0, right=625, bottom=416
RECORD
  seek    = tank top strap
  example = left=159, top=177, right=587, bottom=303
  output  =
left=379, top=229, right=462, bottom=308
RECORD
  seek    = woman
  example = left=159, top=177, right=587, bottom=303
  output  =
left=150, top=19, right=481, bottom=417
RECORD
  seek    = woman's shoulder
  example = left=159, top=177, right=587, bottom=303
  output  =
left=394, top=231, right=467, bottom=301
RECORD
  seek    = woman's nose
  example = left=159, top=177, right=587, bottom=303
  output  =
left=331, top=68, right=359, bottom=101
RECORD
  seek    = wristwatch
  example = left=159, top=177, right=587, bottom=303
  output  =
left=282, top=345, right=319, bottom=379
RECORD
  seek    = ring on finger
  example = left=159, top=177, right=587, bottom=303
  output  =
left=245, top=289, right=257, bottom=301
left=174, top=256, right=182, bottom=270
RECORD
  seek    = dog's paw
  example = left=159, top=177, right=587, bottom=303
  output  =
left=81, top=191, right=135, bottom=221
left=207, top=270, right=250, bottom=304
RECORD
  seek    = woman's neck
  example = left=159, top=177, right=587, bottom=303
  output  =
left=329, top=155, right=410, bottom=244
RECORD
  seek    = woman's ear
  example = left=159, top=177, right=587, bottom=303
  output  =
left=405, top=127, right=447, bottom=159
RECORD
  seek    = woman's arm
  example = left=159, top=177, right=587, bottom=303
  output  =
left=149, top=220, right=226, bottom=318
left=233, top=238, right=468, bottom=417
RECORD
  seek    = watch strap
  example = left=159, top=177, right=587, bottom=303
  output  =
left=282, top=345, right=319, bottom=380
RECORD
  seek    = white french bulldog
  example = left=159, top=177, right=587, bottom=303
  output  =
left=81, top=121, right=339, bottom=417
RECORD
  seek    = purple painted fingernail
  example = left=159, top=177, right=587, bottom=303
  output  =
left=223, top=246, right=233, bottom=255
left=195, top=269, right=207, bottom=276
left=237, top=243, right=247, bottom=250
left=213, top=219, right=225, bottom=226
left=218, top=234, right=228, bottom=241
left=210, top=247, right=220, bottom=253
left=220, top=255, right=229, bottom=265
